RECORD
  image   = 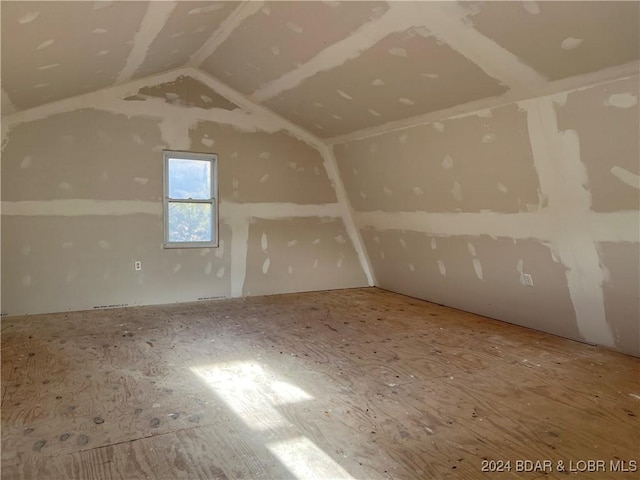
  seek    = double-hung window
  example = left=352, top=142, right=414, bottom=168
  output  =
left=163, top=150, right=218, bottom=248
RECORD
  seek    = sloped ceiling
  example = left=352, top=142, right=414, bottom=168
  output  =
left=2, top=1, right=638, bottom=138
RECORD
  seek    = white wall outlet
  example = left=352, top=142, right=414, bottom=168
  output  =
left=523, top=273, right=534, bottom=287
left=134, top=261, right=142, bottom=271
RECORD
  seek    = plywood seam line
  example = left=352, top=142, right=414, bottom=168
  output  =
left=116, top=1, right=178, bottom=84
left=522, top=96, right=616, bottom=347
left=189, top=1, right=264, bottom=68
left=250, top=2, right=546, bottom=104
left=326, top=64, right=640, bottom=146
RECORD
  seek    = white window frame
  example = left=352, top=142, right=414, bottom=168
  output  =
left=163, top=150, right=218, bottom=249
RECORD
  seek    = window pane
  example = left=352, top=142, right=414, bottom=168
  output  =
left=168, top=202, right=213, bottom=242
left=168, top=158, right=211, bottom=200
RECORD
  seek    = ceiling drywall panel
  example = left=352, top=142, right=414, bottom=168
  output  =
left=465, top=1, right=640, bottom=81
left=199, top=1, right=388, bottom=95
left=133, top=1, right=237, bottom=80
left=1, top=1, right=148, bottom=110
left=262, top=27, right=508, bottom=137
left=1, top=0, right=638, bottom=140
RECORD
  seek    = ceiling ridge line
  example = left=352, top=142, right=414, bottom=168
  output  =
left=116, top=1, right=178, bottom=85
left=189, top=1, right=264, bottom=68
left=187, top=67, right=327, bottom=153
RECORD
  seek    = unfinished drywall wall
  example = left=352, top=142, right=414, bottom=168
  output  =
left=1, top=70, right=369, bottom=317
left=188, top=122, right=336, bottom=204
left=336, top=103, right=539, bottom=213
left=599, top=242, right=640, bottom=356
left=360, top=230, right=580, bottom=341
left=334, top=74, right=639, bottom=356
left=243, top=217, right=367, bottom=297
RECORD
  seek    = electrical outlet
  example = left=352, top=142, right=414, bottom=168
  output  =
left=134, top=261, right=142, bottom=271
left=523, top=273, right=534, bottom=287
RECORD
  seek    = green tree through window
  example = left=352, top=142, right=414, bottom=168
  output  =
left=164, top=151, right=218, bottom=248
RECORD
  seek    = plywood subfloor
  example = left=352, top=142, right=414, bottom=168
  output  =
left=1, top=287, right=638, bottom=479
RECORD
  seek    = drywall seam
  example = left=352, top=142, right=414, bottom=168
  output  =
left=584, top=212, right=640, bottom=242
left=0, top=67, right=285, bottom=146
left=523, top=96, right=615, bottom=347
left=220, top=201, right=343, bottom=219
left=188, top=68, right=376, bottom=284
left=250, top=1, right=544, bottom=103
left=2, top=200, right=345, bottom=219
left=189, top=1, right=264, bottom=67
left=535, top=61, right=639, bottom=100
left=222, top=202, right=346, bottom=296
left=93, top=95, right=281, bottom=135
left=0, top=64, right=319, bottom=149
left=321, top=145, right=375, bottom=285
left=354, top=210, right=638, bottom=243
left=1, top=66, right=376, bottom=294
left=159, top=113, right=192, bottom=151
left=413, top=2, right=546, bottom=92
left=1, top=200, right=162, bottom=216
left=1, top=87, right=17, bottom=116
left=356, top=211, right=551, bottom=240
left=227, top=218, right=249, bottom=297
left=328, top=91, right=525, bottom=146
left=186, top=68, right=326, bottom=152
left=189, top=67, right=377, bottom=283
left=250, top=4, right=407, bottom=103
left=327, top=67, right=640, bottom=145
left=1, top=68, right=191, bottom=134
left=116, top=1, right=177, bottom=84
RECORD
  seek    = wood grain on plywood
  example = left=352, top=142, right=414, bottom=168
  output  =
left=2, top=288, right=638, bottom=479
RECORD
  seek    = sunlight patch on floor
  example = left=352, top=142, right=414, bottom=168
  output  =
left=191, top=360, right=355, bottom=479
left=267, top=436, right=355, bottom=480
left=191, top=361, right=312, bottom=430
